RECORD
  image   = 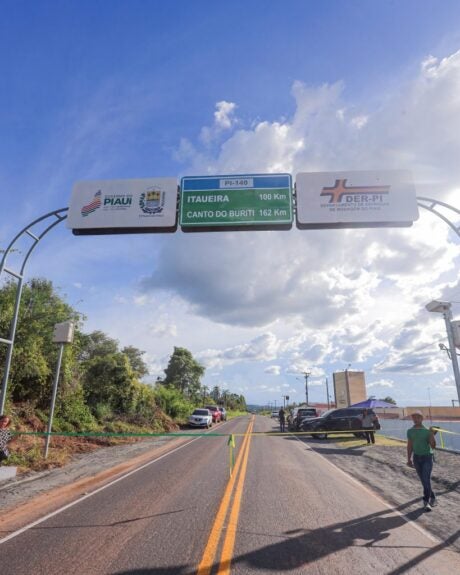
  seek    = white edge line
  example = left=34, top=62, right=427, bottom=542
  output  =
left=293, top=435, right=441, bottom=544
left=0, top=435, right=203, bottom=545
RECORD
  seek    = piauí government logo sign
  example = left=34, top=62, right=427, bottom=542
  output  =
left=81, top=190, right=102, bottom=217
left=139, top=188, right=165, bottom=214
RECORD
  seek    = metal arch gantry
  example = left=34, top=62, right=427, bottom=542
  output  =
left=0, top=196, right=459, bottom=416
left=417, top=196, right=460, bottom=239
left=0, top=208, right=68, bottom=414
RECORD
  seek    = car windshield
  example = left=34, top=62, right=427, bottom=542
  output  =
left=206, top=406, right=217, bottom=411
left=193, top=409, right=209, bottom=416
left=320, top=409, right=336, bottom=418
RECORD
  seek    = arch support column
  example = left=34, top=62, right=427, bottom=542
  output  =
left=0, top=208, right=68, bottom=414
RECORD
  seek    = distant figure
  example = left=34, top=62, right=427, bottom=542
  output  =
left=359, top=409, right=377, bottom=445
left=406, top=410, right=437, bottom=512
left=278, top=408, right=286, bottom=432
left=0, top=415, right=13, bottom=464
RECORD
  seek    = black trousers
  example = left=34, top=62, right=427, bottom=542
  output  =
left=363, top=428, right=375, bottom=443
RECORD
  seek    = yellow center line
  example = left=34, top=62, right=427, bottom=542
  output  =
left=217, top=419, right=254, bottom=575
left=196, top=418, right=254, bottom=575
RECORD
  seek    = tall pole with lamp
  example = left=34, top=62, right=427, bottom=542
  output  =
left=44, top=321, right=74, bottom=458
left=426, top=301, right=460, bottom=405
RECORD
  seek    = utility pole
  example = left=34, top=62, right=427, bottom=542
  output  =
left=325, top=377, right=330, bottom=409
left=426, top=301, right=460, bottom=405
left=303, top=371, right=311, bottom=405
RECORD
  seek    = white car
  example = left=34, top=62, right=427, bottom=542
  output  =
left=189, top=408, right=213, bottom=428
left=271, top=411, right=279, bottom=418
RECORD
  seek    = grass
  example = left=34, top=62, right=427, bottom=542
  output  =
left=326, top=434, right=405, bottom=448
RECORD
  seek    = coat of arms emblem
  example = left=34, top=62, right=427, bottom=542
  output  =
left=139, top=187, right=164, bottom=214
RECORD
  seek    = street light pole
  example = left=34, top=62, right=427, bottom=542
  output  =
left=303, top=371, right=311, bottom=405
left=426, top=301, right=460, bottom=404
left=325, top=377, right=330, bottom=409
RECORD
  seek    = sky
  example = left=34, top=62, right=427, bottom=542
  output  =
left=1, top=0, right=460, bottom=408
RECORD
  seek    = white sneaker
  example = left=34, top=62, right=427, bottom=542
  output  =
left=424, top=502, right=432, bottom=512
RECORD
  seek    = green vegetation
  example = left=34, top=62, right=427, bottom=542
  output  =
left=0, top=278, right=247, bottom=470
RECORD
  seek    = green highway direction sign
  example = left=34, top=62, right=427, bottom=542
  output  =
left=180, top=174, right=293, bottom=230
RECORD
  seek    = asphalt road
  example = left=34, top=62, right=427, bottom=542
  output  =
left=1, top=415, right=459, bottom=574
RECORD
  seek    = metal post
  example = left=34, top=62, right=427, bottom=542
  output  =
left=325, top=377, right=330, bottom=409
left=304, top=372, right=310, bottom=405
left=0, top=277, right=24, bottom=415
left=44, top=343, right=64, bottom=458
left=443, top=309, right=460, bottom=404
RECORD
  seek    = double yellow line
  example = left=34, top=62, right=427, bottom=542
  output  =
left=197, top=418, right=254, bottom=575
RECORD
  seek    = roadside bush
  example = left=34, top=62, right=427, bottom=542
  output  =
left=153, top=385, right=194, bottom=420
left=93, top=402, right=114, bottom=422
left=56, top=388, right=98, bottom=431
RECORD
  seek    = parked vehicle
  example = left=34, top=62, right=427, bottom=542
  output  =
left=205, top=405, right=222, bottom=423
left=271, top=411, right=279, bottom=419
left=188, top=409, right=212, bottom=428
left=298, top=407, right=380, bottom=439
left=218, top=406, right=227, bottom=421
left=288, top=407, right=319, bottom=430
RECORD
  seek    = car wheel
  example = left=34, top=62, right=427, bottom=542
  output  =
left=316, top=428, right=328, bottom=440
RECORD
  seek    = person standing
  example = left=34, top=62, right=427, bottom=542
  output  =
left=0, top=415, right=13, bottom=464
left=278, top=407, right=286, bottom=432
left=406, top=410, right=437, bottom=512
left=360, top=408, right=377, bottom=444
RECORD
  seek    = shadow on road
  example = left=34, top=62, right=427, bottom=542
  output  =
left=113, top=501, right=458, bottom=575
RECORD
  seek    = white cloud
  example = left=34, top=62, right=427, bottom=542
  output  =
left=214, top=101, right=237, bottom=130
left=368, top=379, right=395, bottom=389
left=265, top=365, right=281, bottom=375
left=199, top=101, right=238, bottom=145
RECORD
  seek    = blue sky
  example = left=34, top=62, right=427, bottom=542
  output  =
left=1, top=1, right=460, bottom=407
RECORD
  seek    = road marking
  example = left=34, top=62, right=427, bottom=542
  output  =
left=0, top=435, right=205, bottom=546
left=217, top=420, right=253, bottom=574
left=293, top=435, right=441, bottom=544
left=196, top=419, right=253, bottom=575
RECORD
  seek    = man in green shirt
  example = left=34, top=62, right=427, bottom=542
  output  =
left=406, top=410, right=436, bottom=512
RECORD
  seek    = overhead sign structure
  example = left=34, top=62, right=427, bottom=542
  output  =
left=67, top=178, right=178, bottom=234
left=180, top=174, right=293, bottom=231
left=296, top=170, right=419, bottom=229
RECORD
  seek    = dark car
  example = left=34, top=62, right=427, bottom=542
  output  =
left=298, top=407, right=379, bottom=439
left=288, top=407, right=319, bottom=430
left=205, top=405, right=222, bottom=423
left=218, top=406, right=227, bottom=421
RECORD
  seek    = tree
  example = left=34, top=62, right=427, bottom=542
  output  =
left=0, top=278, right=81, bottom=405
left=163, top=347, right=205, bottom=401
left=381, top=396, right=397, bottom=405
left=122, top=345, right=149, bottom=379
left=82, top=352, right=134, bottom=413
left=211, top=385, right=221, bottom=403
left=78, top=331, right=118, bottom=361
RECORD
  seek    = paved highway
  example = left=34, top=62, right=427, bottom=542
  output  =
left=1, top=415, right=459, bottom=574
